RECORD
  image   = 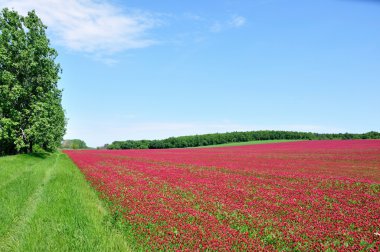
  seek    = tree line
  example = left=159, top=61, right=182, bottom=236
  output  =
left=61, top=139, right=88, bottom=150
left=105, top=130, right=380, bottom=150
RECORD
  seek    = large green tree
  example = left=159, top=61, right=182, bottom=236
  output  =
left=0, top=8, right=66, bottom=155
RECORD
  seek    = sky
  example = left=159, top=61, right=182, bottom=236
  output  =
left=1, top=0, right=379, bottom=147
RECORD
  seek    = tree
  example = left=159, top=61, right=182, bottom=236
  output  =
left=0, top=8, right=66, bottom=155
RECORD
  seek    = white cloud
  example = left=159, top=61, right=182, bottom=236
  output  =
left=210, top=21, right=223, bottom=33
left=210, top=15, right=246, bottom=33
left=229, top=15, right=246, bottom=28
left=0, top=0, right=160, bottom=56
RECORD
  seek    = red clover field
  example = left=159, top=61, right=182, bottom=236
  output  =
left=64, top=140, right=380, bottom=251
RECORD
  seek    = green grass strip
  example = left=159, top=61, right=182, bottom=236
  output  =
left=0, top=152, right=131, bottom=251
left=194, top=139, right=302, bottom=148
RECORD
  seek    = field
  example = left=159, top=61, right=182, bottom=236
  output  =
left=65, top=140, right=380, bottom=251
left=0, top=153, right=130, bottom=251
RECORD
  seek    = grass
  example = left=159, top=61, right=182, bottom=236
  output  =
left=195, top=139, right=302, bottom=148
left=0, top=152, right=131, bottom=251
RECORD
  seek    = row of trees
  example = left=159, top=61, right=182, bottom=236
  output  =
left=0, top=9, right=66, bottom=155
left=61, top=139, right=88, bottom=150
left=106, top=130, right=380, bottom=150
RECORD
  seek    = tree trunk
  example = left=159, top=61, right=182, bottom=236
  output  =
left=29, top=141, right=33, bottom=153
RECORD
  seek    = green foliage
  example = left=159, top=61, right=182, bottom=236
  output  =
left=0, top=8, right=66, bottom=155
left=61, top=139, right=88, bottom=149
left=106, top=130, right=380, bottom=150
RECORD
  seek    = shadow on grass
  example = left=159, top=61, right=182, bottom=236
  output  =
left=28, top=152, right=51, bottom=159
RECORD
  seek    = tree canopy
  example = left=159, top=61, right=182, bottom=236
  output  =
left=0, top=8, right=66, bottom=155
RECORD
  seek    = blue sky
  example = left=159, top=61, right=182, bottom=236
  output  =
left=1, top=0, right=379, bottom=147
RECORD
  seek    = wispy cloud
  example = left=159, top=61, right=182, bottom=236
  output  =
left=0, top=0, right=160, bottom=56
left=210, top=15, right=246, bottom=33
left=210, top=21, right=223, bottom=33
left=229, top=15, right=246, bottom=28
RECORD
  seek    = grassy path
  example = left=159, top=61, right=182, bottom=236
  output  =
left=1, top=155, right=56, bottom=250
left=0, top=152, right=131, bottom=251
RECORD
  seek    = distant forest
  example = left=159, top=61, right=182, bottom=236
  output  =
left=106, top=130, right=380, bottom=150
left=61, top=139, right=88, bottom=149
